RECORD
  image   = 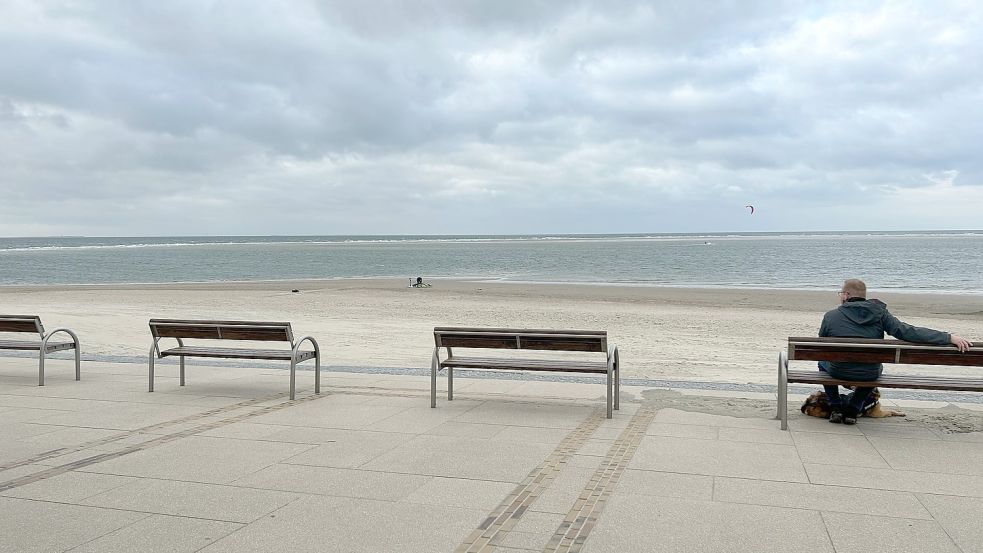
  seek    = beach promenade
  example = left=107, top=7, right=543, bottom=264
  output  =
left=3, top=356, right=983, bottom=553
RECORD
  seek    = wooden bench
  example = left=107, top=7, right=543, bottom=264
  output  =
left=778, top=336, right=982, bottom=429
left=431, top=327, right=620, bottom=418
left=0, top=315, right=80, bottom=386
left=149, top=319, right=320, bottom=399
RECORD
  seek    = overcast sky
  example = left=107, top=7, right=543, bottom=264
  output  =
left=1, top=1, right=981, bottom=236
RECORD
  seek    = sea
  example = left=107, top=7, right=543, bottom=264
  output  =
left=1, top=231, right=981, bottom=293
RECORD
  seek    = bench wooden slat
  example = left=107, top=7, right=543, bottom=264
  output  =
left=150, top=320, right=293, bottom=342
left=0, top=340, right=76, bottom=353
left=787, top=370, right=983, bottom=392
left=159, top=346, right=315, bottom=362
left=440, top=355, right=609, bottom=374
left=435, top=328, right=606, bottom=352
left=0, top=316, right=43, bottom=334
left=435, top=327, right=606, bottom=336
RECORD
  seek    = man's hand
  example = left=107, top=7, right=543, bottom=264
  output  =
left=950, top=335, right=972, bottom=352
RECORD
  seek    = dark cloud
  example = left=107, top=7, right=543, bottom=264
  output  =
left=1, top=0, right=981, bottom=236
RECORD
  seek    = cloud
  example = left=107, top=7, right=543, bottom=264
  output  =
left=1, top=0, right=981, bottom=235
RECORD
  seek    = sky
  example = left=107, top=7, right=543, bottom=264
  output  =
left=1, top=0, right=982, bottom=236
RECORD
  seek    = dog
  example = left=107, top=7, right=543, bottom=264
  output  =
left=800, top=388, right=906, bottom=419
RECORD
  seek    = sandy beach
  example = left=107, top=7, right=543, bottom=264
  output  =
left=3, top=279, right=982, bottom=385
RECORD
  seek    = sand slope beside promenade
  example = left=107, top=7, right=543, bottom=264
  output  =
left=2, top=279, right=982, bottom=385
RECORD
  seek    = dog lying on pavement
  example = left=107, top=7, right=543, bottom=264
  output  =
left=800, top=388, right=906, bottom=419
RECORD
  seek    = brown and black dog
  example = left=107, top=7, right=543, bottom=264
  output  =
left=800, top=389, right=906, bottom=419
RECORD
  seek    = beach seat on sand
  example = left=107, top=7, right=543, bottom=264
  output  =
left=148, top=319, right=320, bottom=399
left=431, top=327, right=620, bottom=418
left=0, top=315, right=81, bottom=385
left=778, top=337, right=982, bottom=430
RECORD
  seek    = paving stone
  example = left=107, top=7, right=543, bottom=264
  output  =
left=424, top=421, right=506, bottom=439
left=653, top=408, right=779, bottom=429
left=279, top=430, right=414, bottom=468
left=1, top=471, right=135, bottom=503
left=614, top=469, right=714, bottom=501
left=792, top=432, right=890, bottom=468
left=0, top=496, right=148, bottom=553
left=645, top=422, right=717, bottom=439
left=80, top=435, right=314, bottom=484
left=629, top=436, right=808, bottom=482
left=452, top=403, right=591, bottom=429
left=917, top=493, right=983, bottom=553
left=69, top=514, right=242, bottom=553
left=233, top=464, right=431, bottom=501
left=804, top=463, right=983, bottom=497
left=81, top=477, right=300, bottom=523
left=361, top=434, right=555, bottom=482
left=401, top=476, right=515, bottom=511
left=868, top=436, right=983, bottom=475
left=197, top=495, right=485, bottom=553
left=492, top=425, right=572, bottom=443
left=586, top=495, right=833, bottom=553
left=714, top=477, right=931, bottom=518
left=717, top=426, right=793, bottom=445
left=822, top=512, right=961, bottom=553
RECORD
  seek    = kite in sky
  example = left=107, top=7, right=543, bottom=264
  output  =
left=745, top=205, right=755, bottom=215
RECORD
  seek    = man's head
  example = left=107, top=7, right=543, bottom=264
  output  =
left=839, top=279, right=867, bottom=303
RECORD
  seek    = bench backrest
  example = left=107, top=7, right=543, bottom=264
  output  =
left=434, top=327, right=607, bottom=353
left=788, top=337, right=982, bottom=367
left=150, top=319, right=294, bottom=342
left=0, top=315, right=44, bottom=336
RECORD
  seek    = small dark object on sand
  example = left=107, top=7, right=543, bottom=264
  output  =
left=291, top=289, right=299, bottom=293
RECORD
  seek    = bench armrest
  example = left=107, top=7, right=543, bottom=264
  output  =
left=42, top=328, right=80, bottom=349
left=292, top=335, right=320, bottom=359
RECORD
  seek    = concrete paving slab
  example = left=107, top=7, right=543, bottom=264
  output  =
left=80, top=477, right=300, bottom=523
left=279, top=430, right=414, bottom=469
left=629, top=436, right=808, bottom=482
left=821, top=511, right=961, bottom=553
left=786, top=417, right=865, bottom=435
left=233, top=464, right=431, bottom=501
left=615, top=469, right=714, bottom=501
left=196, top=495, right=485, bottom=553
left=361, top=434, right=556, bottom=482
left=645, top=422, right=717, bottom=439
left=1, top=471, right=135, bottom=503
left=452, top=402, right=592, bottom=429
left=917, top=493, right=983, bottom=553
left=363, top=405, right=483, bottom=434
left=791, top=432, right=890, bottom=468
left=491, top=425, right=572, bottom=443
left=804, top=463, right=983, bottom=497
left=717, top=426, right=794, bottom=445
left=653, top=408, right=779, bottom=429
left=868, top=436, right=983, bottom=475
left=0, top=496, right=148, bottom=553
left=400, top=475, right=515, bottom=511
left=423, top=421, right=506, bottom=439
left=248, top=398, right=409, bottom=430
left=586, top=495, right=834, bottom=553
left=33, top=402, right=206, bottom=431
left=68, top=514, right=243, bottom=553
left=714, top=477, right=931, bottom=518
left=80, top=435, right=314, bottom=484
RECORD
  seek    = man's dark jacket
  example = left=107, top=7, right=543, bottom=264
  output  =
left=819, top=298, right=950, bottom=380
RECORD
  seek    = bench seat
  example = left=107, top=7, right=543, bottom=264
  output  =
left=0, top=340, right=77, bottom=353
left=441, top=356, right=609, bottom=374
left=787, top=370, right=983, bottom=393
left=160, top=346, right=317, bottom=362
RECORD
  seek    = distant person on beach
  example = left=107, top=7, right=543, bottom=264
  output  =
left=818, top=278, right=971, bottom=424
left=410, top=276, right=431, bottom=288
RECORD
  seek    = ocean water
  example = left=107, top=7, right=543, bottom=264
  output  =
left=1, top=232, right=981, bottom=293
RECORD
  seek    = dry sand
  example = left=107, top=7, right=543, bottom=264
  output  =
left=2, top=278, right=982, bottom=385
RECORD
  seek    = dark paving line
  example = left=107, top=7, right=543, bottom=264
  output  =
left=0, top=392, right=290, bottom=472
left=455, top=407, right=606, bottom=553
left=0, top=392, right=323, bottom=492
left=542, top=403, right=660, bottom=553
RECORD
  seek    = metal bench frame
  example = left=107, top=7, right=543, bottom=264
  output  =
left=149, top=319, right=320, bottom=400
left=0, top=315, right=80, bottom=386
left=431, top=327, right=620, bottom=418
left=778, top=336, right=981, bottom=430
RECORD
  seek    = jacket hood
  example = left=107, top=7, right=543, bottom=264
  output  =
left=838, top=298, right=886, bottom=325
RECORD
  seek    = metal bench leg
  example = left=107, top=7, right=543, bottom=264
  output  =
left=606, top=366, right=613, bottom=418
left=778, top=351, right=789, bottom=430
left=179, top=357, right=185, bottom=386
left=614, top=348, right=620, bottom=411
left=38, top=351, right=45, bottom=386
left=315, top=351, right=321, bottom=395
left=148, top=343, right=156, bottom=392
left=289, top=358, right=296, bottom=400
left=430, top=349, right=438, bottom=408
left=74, top=343, right=81, bottom=381
left=448, top=367, right=453, bottom=401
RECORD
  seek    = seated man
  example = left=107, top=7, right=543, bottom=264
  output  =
left=819, top=278, right=971, bottom=425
